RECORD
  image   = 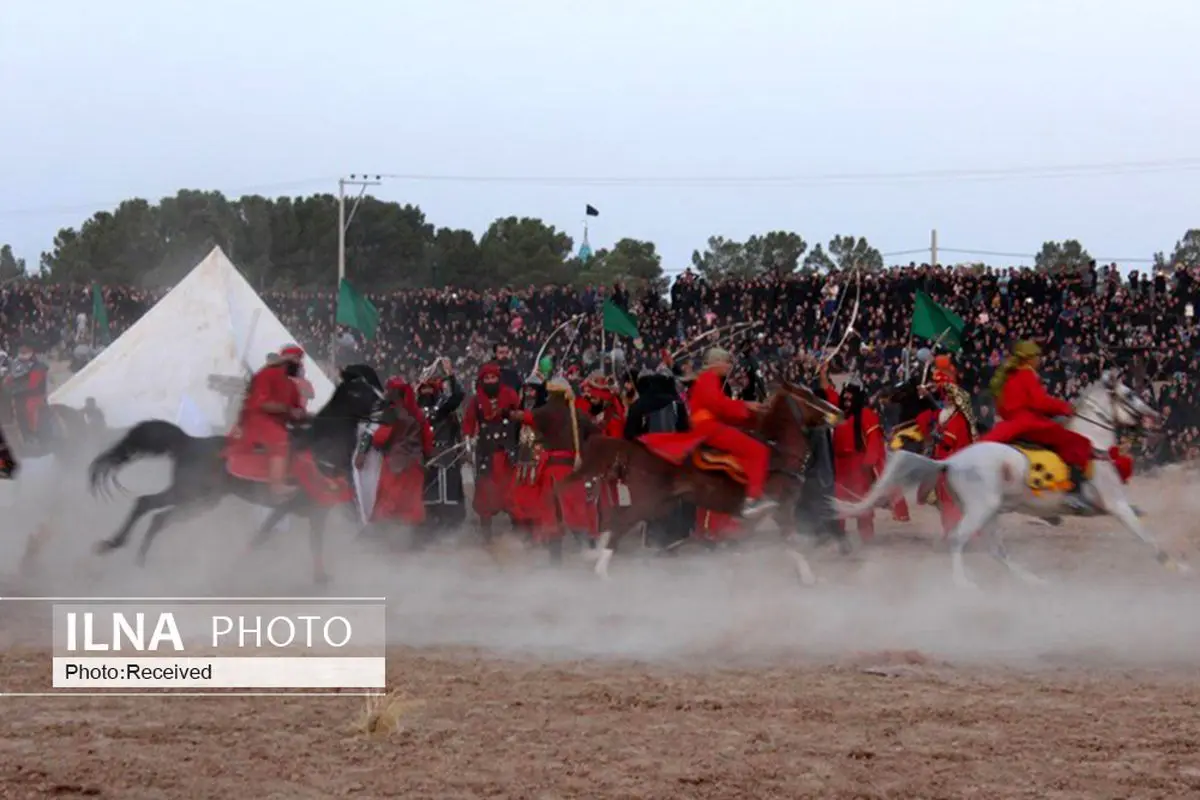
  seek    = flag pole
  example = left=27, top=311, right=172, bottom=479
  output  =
left=333, top=174, right=381, bottom=368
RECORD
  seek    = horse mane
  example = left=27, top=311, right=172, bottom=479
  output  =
left=340, top=363, right=382, bottom=392
left=310, top=363, right=381, bottom=422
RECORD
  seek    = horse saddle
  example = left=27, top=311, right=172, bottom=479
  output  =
left=223, top=442, right=351, bottom=505
left=691, top=447, right=748, bottom=485
left=889, top=423, right=925, bottom=452
left=1008, top=443, right=1090, bottom=494
left=223, top=442, right=294, bottom=483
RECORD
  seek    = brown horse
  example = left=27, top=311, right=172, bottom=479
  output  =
left=559, top=381, right=844, bottom=581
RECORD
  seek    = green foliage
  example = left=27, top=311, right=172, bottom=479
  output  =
left=0, top=244, right=25, bottom=282
left=24, top=188, right=1198, bottom=289
left=690, top=230, right=808, bottom=280
left=827, top=235, right=883, bottom=271
left=575, top=237, right=663, bottom=288
left=1167, top=229, right=1200, bottom=269
left=33, top=191, right=575, bottom=290
left=1033, top=239, right=1092, bottom=273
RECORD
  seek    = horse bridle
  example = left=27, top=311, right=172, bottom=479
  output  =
left=1073, top=379, right=1148, bottom=438
left=771, top=390, right=839, bottom=481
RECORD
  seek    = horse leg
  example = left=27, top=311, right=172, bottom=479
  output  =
left=771, top=501, right=817, bottom=586
left=983, top=520, right=1047, bottom=586
left=247, top=494, right=305, bottom=553
left=309, top=509, right=330, bottom=585
left=136, top=496, right=218, bottom=566
left=1103, top=485, right=1191, bottom=574
left=947, top=504, right=1000, bottom=591
left=96, top=490, right=176, bottom=554
left=595, top=501, right=663, bottom=580
left=135, top=509, right=176, bottom=567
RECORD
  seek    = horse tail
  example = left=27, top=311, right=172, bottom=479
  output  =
left=831, top=450, right=946, bottom=519
left=89, top=420, right=190, bottom=498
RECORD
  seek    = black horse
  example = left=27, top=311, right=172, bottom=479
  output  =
left=88, top=364, right=383, bottom=583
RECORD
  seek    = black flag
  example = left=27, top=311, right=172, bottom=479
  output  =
left=585, top=204, right=599, bottom=217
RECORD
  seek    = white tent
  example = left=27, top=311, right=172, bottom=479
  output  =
left=50, top=247, right=335, bottom=433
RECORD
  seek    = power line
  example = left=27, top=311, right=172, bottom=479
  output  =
left=377, top=156, right=1200, bottom=187
left=939, top=246, right=1156, bottom=263
left=0, top=177, right=337, bottom=219
left=1, top=156, right=1196, bottom=220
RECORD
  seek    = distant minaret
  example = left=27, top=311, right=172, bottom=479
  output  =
left=578, top=224, right=593, bottom=262
left=579, top=203, right=599, bottom=262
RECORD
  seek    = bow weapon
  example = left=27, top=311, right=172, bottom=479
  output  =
left=819, top=262, right=862, bottom=375
left=416, top=357, right=446, bottom=385
left=671, top=321, right=760, bottom=361
left=529, top=312, right=586, bottom=381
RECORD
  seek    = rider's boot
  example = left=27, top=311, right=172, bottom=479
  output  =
left=1064, top=462, right=1092, bottom=513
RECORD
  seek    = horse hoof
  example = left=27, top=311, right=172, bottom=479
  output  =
left=594, top=549, right=614, bottom=580
left=94, top=540, right=117, bottom=555
left=789, top=551, right=817, bottom=586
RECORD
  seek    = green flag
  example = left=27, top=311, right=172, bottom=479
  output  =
left=910, top=290, right=965, bottom=352
left=602, top=299, right=639, bottom=339
left=336, top=279, right=380, bottom=340
left=91, top=282, right=110, bottom=345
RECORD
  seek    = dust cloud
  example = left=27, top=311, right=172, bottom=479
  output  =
left=3, top=454, right=1199, bottom=670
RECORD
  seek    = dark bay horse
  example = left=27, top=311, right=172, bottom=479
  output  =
left=88, top=365, right=383, bottom=584
left=561, top=381, right=844, bottom=581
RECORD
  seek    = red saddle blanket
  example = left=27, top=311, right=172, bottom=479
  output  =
left=639, top=431, right=707, bottom=465
left=639, top=432, right=747, bottom=479
left=223, top=442, right=352, bottom=507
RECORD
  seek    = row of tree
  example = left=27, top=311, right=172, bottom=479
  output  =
left=2, top=189, right=1198, bottom=289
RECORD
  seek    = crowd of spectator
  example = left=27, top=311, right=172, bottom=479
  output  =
left=3, top=261, right=1198, bottom=466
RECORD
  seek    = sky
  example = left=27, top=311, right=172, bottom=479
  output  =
left=2, top=0, right=1198, bottom=276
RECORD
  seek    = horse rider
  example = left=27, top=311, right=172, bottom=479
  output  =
left=3, top=340, right=50, bottom=443
left=416, top=360, right=466, bottom=532
left=233, top=344, right=308, bottom=498
left=915, top=354, right=977, bottom=535
left=978, top=339, right=1094, bottom=511
left=625, top=365, right=693, bottom=548
left=462, top=361, right=521, bottom=540
left=359, top=376, right=433, bottom=527
left=820, top=365, right=886, bottom=540
left=688, top=347, right=775, bottom=519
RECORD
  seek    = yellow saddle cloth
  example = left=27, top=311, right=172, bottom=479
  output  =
left=1010, top=445, right=1091, bottom=494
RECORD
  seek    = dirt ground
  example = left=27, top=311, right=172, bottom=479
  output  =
left=3, top=468, right=1200, bottom=799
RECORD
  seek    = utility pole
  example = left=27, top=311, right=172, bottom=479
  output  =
left=333, top=174, right=382, bottom=365
left=930, top=228, right=938, bottom=268
left=338, top=174, right=383, bottom=285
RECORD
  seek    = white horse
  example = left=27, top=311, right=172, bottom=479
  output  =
left=833, top=372, right=1187, bottom=589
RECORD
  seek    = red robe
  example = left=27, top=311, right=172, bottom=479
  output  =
left=978, top=367, right=1092, bottom=468
left=641, top=369, right=769, bottom=498
left=826, top=387, right=886, bottom=538
left=370, top=393, right=434, bottom=525
left=517, top=405, right=598, bottom=542
left=231, top=364, right=302, bottom=457
left=462, top=385, right=520, bottom=519
left=3, top=360, right=49, bottom=435
left=916, top=395, right=974, bottom=535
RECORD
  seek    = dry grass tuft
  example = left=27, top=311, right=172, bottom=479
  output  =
left=352, top=689, right=424, bottom=737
